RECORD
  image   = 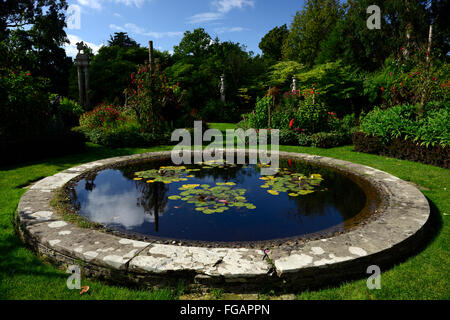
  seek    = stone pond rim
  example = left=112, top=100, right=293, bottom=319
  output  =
left=15, top=150, right=431, bottom=292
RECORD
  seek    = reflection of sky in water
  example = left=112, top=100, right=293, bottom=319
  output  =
left=72, top=162, right=367, bottom=242
left=75, top=170, right=167, bottom=230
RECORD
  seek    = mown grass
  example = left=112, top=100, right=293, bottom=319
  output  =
left=0, top=141, right=448, bottom=299
left=208, top=122, right=238, bottom=133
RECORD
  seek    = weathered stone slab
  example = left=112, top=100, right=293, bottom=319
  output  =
left=129, top=244, right=269, bottom=279
left=25, top=220, right=150, bottom=269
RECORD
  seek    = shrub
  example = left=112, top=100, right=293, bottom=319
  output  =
left=254, top=95, right=272, bottom=128
left=416, top=106, right=450, bottom=147
left=359, top=105, right=418, bottom=143
left=74, top=124, right=171, bottom=148
left=353, top=131, right=449, bottom=169
left=294, top=61, right=363, bottom=115
left=295, top=94, right=329, bottom=133
left=79, top=103, right=125, bottom=129
left=0, top=69, right=51, bottom=138
left=125, top=63, right=184, bottom=134
left=310, top=131, right=351, bottom=148
left=270, top=107, right=294, bottom=130
left=297, top=133, right=311, bottom=146
left=364, top=51, right=449, bottom=110
left=200, top=100, right=238, bottom=122
left=358, top=103, right=449, bottom=150
left=279, top=128, right=299, bottom=145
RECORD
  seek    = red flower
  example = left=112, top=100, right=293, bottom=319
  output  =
left=288, top=159, right=292, bottom=167
left=289, top=119, right=294, bottom=128
left=432, top=77, right=437, bottom=81
left=381, top=87, right=384, bottom=92
left=26, top=72, right=31, bottom=76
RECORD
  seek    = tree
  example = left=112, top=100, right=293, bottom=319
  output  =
left=316, top=0, right=432, bottom=70
left=108, top=32, right=140, bottom=48
left=282, top=0, right=341, bottom=67
left=258, top=24, right=288, bottom=61
left=0, top=0, right=71, bottom=95
left=88, top=45, right=148, bottom=106
left=173, top=28, right=212, bottom=58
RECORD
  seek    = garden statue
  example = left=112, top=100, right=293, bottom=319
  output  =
left=75, top=41, right=90, bottom=108
left=219, top=74, right=226, bottom=102
left=291, top=76, right=297, bottom=92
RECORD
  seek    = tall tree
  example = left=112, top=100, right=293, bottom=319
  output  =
left=316, top=0, right=432, bottom=70
left=282, top=0, right=341, bottom=67
left=258, top=24, right=288, bottom=61
left=1, top=0, right=71, bottom=94
left=173, top=28, right=212, bottom=58
left=108, top=32, right=140, bottom=48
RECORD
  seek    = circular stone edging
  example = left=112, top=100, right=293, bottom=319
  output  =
left=16, top=150, right=431, bottom=290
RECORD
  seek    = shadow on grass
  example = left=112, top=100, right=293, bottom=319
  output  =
left=0, top=217, right=67, bottom=282
left=2, top=144, right=154, bottom=172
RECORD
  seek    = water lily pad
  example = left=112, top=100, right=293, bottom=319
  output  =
left=259, top=167, right=324, bottom=197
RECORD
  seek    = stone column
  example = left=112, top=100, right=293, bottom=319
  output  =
left=220, top=74, right=226, bottom=103
left=77, top=65, right=83, bottom=106
left=149, top=40, right=153, bottom=73
left=75, top=51, right=90, bottom=108
left=291, top=76, right=297, bottom=92
left=84, top=65, right=90, bottom=108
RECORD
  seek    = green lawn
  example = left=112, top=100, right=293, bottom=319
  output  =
left=208, top=122, right=238, bottom=133
left=0, top=142, right=448, bottom=299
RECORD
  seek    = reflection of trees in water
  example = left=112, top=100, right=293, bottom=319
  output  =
left=136, top=181, right=169, bottom=232
left=84, top=172, right=98, bottom=191
left=120, top=160, right=170, bottom=179
left=289, top=173, right=366, bottom=226
left=193, top=165, right=252, bottom=184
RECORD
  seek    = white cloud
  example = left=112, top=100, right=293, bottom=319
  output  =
left=187, top=0, right=255, bottom=24
left=64, top=34, right=103, bottom=57
left=76, top=0, right=151, bottom=10
left=109, top=24, right=125, bottom=31
left=187, top=12, right=224, bottom=24
left=213, top=26, right=247, bottom=34
left=111, top=23, right=183, bottom=39
left=113, top=12, right=122, bottom=18
left=77, top=0, right=102, bottom=10
left=213, top=0, right=255, bottom=13
left=82, top=182, right=164, bottom=230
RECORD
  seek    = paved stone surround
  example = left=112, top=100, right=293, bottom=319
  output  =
left=16, top=150, right=431, bottom=291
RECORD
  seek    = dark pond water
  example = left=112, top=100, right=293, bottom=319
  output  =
left=70, top=158, right=366, bottom=242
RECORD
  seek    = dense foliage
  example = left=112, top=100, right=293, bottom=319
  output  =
left=360, top=104, right=450, bottom=148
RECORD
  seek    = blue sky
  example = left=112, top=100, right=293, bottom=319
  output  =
left=64, top=0, right=306, bottom=57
